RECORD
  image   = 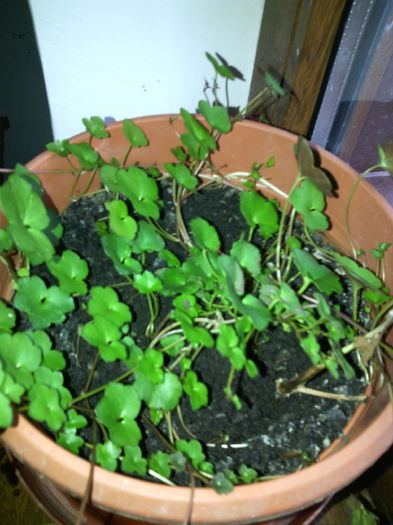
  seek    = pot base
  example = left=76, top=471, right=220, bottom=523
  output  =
left=10, top=452, right=330, bottom=525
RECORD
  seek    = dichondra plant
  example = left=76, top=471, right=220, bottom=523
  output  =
left=0, top=53, right=392, bottom=494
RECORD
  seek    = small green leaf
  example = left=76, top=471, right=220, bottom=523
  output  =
left=87, top=286, right=132, bottom=326
left=0, top=369, right=24, bottom=404
left=82, top=116, right=109, bottom=138
left=190, top=217, right=220, bottom=252
left=205, top=52, right=235, bottom=80
left=81, top=317, right=126, bottom=362
left=332, top=253, right=384, bottom=290
left=164, top=163, right=198, bottom=190
left=292, top=248, right=343, bottom=295
left=26, top=330, right=66, bottom=371
left=238, top=464, right=258, bottom=483
left=101, top=232, right=142, bottom=275
left=377, top=144, right=393, bottom=175
left=0, top=392, right=13, bottom=427
left=180, top=317, right=214, bottom=348
left=138, top=348, right=164, bottom=384
left=230, top=239, right=261, bottom=277
left=46, top=139, right=71, bottom=157
left=57, top=428, right=85, bottom=454
left=149, top=451, right=171, bottom=479
left=160, top=333, right=184, bottom=357
left=264, top=71, right=285, bottom=97
left=0, top=173, right=55, bottom=264
left=176, top=439, right=206, bottom=469
left=96, top=441, right=121, bottom=471
left=213, top=471, right=234, bottom=494
left=64, top=409, right=88, bottom=431
left=159, top=249, right=181, bottom=268
left=13, top=276, right=74, bottom=329
left=241, top=294, right=272, bottom=331
left=290, top=179, right=329, bottom=231
left=0, top=228, right=13, bottom=252
left=122, top=445, right=147, bottom=475
left=123, top=119, right=149, bottom=147
left=180, top=108, right=216, bottom=154
left=245, top=359, right=259, bottom=378
left=133, top=270, right=163, bottom=294
left=69, top=142, right=100, bottom=170
left=0, top=301, right=16, bottom=333
left=135, top=371, right=182, bottom=411
left=198, top=100, right=232, bottom=133
left=131, top=221, right=165, bottom=253
left=0, top=332, right=41, bottom=373
left=28, top=384, right=66, bottom=430
left=106, top=200, right=137, bottom=240
left=239, top=190, right=279, bottom=238
left=95, top=382, right=142, bottom=447
left=47, top=250, right=89, bottom=295
left=183, top=371, right=208, bottom=410
left=300, top=333, right=322, bottom=366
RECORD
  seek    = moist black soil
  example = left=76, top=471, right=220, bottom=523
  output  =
left=29, top=184, right=365, bottom=483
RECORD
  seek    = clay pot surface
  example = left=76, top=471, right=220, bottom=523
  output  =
left=1, top=116, right=393, bottom=524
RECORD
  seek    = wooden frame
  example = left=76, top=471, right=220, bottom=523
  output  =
left=249, top=0, right=348, bottom=136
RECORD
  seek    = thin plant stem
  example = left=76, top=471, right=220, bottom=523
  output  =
left=69, top=368, right=135, bottom=406
left=344, top=163, right=381, bottom=257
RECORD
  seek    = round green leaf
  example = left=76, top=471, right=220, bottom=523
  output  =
left=47, top=250, right=89, bottom=295
left=87, top=286, right=132, bottom=326
left=106, top=199, right=137, bottom=240
left=0, top=392, right=13, bottom=427
left=190, top=217, right=220, bottom=252
left=96, top=441, right=121, bottom=471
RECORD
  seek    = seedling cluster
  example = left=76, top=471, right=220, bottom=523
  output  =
left=0, top=54, right=392, bottom=493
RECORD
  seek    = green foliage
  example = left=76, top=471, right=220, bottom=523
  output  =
left=239, top=190, right=279, bottom=238
left=290, top=179, right=329, bottom=231
left=13, top=276, right=74, bottom=329
left=0, top=301, right=16, bottom=333
left=213, top=471, right=234, bottom=494
left=82, top=116, right=109, bottom=138
left=122, top=445, right=147, bottom=475
left=81, top=316, right=127, bottom=362
left=95, top=382, right=141, bottom=447
left=123, top=119, right=149, bottom=148
left=47, top=250, right=89, bottom=295
left=0, top=172, right=58, bottom=264
left=28, top=384, right=67, bottom=430
left=198, top=100, right=232, bottom=133
left=1, top=52, right=391, bottom=498
left=106, top=199, right=137, bottom=240
left=190, top=217, right=220, bottom=252
left=96, top=440, right=122, bottom=471
left=205, top=52, right=235, bottom=80
left=291, top=248, right=343, bottom=295
left=164, top=162, right=198, bottom=190
left=87, top=286, right=132, bottom=326
left=69, top=142, right=100, bottom=170
left=183, top=370, right=208, bottom=410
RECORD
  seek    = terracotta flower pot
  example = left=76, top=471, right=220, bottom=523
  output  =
left=1, top=116, right=393, bottom=525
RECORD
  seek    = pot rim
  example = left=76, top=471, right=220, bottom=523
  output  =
left=2, top=116, right=393, bottom=523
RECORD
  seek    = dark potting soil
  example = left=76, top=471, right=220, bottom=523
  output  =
left=30, top=183, right=365, bottom=482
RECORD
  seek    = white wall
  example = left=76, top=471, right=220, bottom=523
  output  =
left=28, top=0, right=264, bottom=140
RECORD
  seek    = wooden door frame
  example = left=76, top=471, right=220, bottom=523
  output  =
left=249, top=0, right=349, bottom=136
